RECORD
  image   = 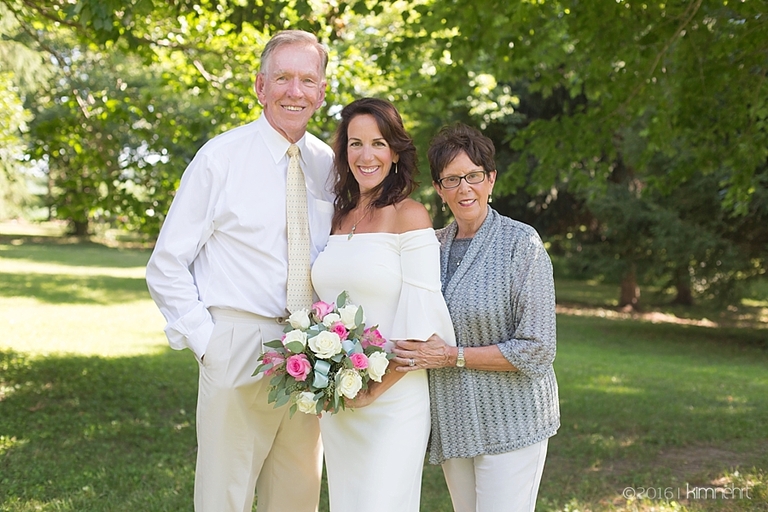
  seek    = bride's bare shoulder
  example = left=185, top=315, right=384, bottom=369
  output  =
left=393, top=199, right=432, bottom=233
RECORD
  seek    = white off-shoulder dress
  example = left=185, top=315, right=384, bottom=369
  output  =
left=311, top=228, right=456, bottom=512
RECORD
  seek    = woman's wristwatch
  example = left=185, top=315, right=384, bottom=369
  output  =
left=456, top=346, right=466, bottom=368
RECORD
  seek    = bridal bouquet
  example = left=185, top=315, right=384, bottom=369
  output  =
left=254, top=291, right=392, bottom=416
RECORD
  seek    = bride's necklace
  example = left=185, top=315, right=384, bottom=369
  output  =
left=347, top=205, right=371, bottom=240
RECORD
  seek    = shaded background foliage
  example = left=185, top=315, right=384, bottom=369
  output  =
left=0, top=0, right=766, bottom=307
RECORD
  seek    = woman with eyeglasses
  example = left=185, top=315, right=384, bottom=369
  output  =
left=393, top=123, right=560, bottom=512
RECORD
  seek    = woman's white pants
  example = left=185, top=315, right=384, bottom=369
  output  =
left=442, top=439, right=548, bottom=512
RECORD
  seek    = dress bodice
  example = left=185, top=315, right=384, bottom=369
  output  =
left=311, top=228, right=456, bottom=348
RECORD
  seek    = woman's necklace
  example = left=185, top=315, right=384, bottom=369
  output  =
left=347, top=206, right=370, bottom=240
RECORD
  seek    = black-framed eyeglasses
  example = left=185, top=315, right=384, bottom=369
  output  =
left=437, top=171, right=487, bottom=189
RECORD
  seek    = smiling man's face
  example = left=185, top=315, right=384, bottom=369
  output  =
left=255, top=43, right=326, bottom=143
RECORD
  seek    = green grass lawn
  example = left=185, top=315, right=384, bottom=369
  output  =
left=1, top=227, right=767, bottom=511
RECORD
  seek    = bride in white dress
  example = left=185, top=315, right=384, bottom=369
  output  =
left=311, top=98, right=455, bottom=512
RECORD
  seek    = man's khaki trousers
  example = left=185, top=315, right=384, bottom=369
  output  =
left=194, top=308, right=322, bottom=512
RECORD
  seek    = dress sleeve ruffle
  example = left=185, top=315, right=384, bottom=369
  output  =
left=390, top=229, right=456, bottom=345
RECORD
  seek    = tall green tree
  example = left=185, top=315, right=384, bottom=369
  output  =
left=0, top=2, right=48, bottom=219
left=376, top=0, right=767, bottom=305
left=3, top=0, right=387, bottom=234
left=25, top=36, right=223, bottom=235
left=0, top=72, right=31, bottom=219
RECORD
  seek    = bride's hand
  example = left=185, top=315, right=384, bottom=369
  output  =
left=392, top=334, right=452, bottom=371
left=346, top=384, right=378, bottom=408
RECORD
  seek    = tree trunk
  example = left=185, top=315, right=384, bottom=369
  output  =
left=619, top=265, right=640, bottom=310
left=672, top=268, right=694, bottom=306
left=70, top=219, right=89, bottom=237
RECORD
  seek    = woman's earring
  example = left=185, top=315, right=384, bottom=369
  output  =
left=394, top=162, right=398, bottom=174
left=488, top=194, right=493, bottom=203
left=441, top=201, right=446, bottom=213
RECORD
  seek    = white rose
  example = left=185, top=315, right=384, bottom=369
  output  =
left=282, top=329, right=308, bottom=349
left=336, top=369, right=363, bottom=400
left=288, top=309, right=311, bottom=330
left=338, top=304, right=363, bottom=329
left=308, top=331, right=342, bottom=359
left=321, top=312, right=341, bottom=327
left=366, top=352, right=389, bottom=382
left=295, top=392, right=317, bottom=414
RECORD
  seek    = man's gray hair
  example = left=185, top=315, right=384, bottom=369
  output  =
left=260, top=30, right=329, bottom=78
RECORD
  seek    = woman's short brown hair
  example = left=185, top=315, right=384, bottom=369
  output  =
left=428, top=123, right=496, bottom=184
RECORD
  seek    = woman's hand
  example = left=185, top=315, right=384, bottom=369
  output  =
left=392, top=334, right=454, bottom=372
left=345, top=386, right=377, bottom=408
left=346, top=358, right=411, bottom=406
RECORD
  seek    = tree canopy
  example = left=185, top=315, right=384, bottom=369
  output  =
left=1, top=0, right=765, bottom=306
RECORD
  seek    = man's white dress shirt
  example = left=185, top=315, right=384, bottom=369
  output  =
left=146, top=115, right=335, bottom=360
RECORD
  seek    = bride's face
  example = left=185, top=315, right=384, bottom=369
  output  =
left=346, top=114, right=399, bottom=195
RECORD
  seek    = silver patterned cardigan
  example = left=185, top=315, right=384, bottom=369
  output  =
left=428, top=206, right=560, bottom=464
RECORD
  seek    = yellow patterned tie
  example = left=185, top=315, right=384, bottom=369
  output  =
left=286, top=144, right=313, bottom=313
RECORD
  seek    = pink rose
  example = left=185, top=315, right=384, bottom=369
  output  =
left=312, top=300, right=335, bottom=320
left=286, top=354, right=312, bottom=381
left=361, top=327, right=386, bottom=348
left=330, top=322, right=349, bottom=341
left=349, top=353, right=368, bottom=370
left=261, top=351, right=285, bottom=376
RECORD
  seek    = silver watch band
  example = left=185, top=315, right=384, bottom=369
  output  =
left=456, top=346, right=465, bottom=367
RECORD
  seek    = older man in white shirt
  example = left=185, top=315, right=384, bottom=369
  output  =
left=146, top=30, right=334, bottom=512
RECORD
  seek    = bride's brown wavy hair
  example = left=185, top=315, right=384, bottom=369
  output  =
left=331, top=98, right=418, bottom=230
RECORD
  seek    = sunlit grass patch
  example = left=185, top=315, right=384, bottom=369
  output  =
left=1, top=298, right=167, bottom=357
